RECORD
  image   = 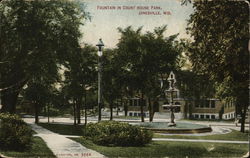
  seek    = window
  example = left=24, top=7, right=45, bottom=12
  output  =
left=211, top=115, right=215, bottom=119
left=134, top=99, right=138, bottom=106
left=195, top=114, right=199, bottom=119
left=205, top=100, right=210, bottom=108
left=134, top=113, right=137, bottom=117
left=211, top=100, right=215, bottom=108
left=175, top=102, right=180, bottom=105
left=200, top=115, right=204, bottom=119
left=195, top=100, right=199, bottom=107
left=200, top=100, right=204, bottom=108
left=138, top=113, right=141, bottom=117
left=142, top=99, right=146, bottom=106
left=225, top=115, right=227, bottom=119
left=206, top=115, right=210, bottom=119
left=129, top=112, right=133, bottom=116
left=129, top=100, right=133, bottom=106
left=230, top=100, right=234, bottom=107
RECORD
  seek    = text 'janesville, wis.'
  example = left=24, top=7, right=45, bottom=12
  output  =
left=97, top=5, right=171, bottom=15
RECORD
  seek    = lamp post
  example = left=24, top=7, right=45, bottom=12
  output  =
left=96, top=39, right=104, bottom=122
left=164, top=71, right=176, bottom=127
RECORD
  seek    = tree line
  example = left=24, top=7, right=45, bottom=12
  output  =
left=0, top=0, right=248, bottom=132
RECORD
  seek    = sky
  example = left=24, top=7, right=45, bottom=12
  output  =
left=79, top=0, right=194, bottom=48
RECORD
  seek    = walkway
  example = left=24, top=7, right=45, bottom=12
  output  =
left=63, top=135, right=248, bottom=144
left=25, top=119, right=105, bottom=158
left=152, top=138, right=249, bottom=144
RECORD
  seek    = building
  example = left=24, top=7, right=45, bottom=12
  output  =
left=126, top=90, right=236, bottom=120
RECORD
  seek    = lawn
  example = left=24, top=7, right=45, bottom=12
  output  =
left=38, top=122, right=248, bottom=142
left=0, top=136, right=55, bottom=158
left=38, top=122, right=85, bottom=135
left=154, top=130, right=249, bottom=141
left=37, top=123, right=249, bottom=157
left=71, top=138, right=249, bottom=158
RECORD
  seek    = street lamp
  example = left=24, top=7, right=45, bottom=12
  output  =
left=96, top=38, right=104, bottom=122
left=163, top=71, right=177, bottom=127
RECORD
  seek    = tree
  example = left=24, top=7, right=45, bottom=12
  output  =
left=0, top=0, right=88, bottom=113
left=63, top=45, right=97, bottom=125
left=116, top=26, right=181, bottom=122
left=102, top=49, right=122, bottom=120
left=22, top=78, right=56, bottom=123
left=186, top=0, right=249, bottom=132
left=140, top=26, right=180, bottom=122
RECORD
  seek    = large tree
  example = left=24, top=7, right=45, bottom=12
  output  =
left=63, top=45, right=96, bottom=125
left=116, top=26, right=181, bottom=122
left=0, top=0, right=88, bottom=113
left=186, top=0, right=249, bottom=132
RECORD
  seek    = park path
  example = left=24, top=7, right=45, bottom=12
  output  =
left=24, top=119, right=105, bottom=158
left=152, top=138, right=249, bottom=144
left=64, top=135, right=248, bottom=144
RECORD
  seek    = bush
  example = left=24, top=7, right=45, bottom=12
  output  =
left=0, top=113, right=32, bottom=151
left=83, top=121, right=152, bottom=146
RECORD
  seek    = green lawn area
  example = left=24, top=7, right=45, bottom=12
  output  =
left=38, top=123, right=85, bottom=135
left=38, top=123, right=248, bottom=142
left=154, top=130, right=249, bottom=141
left=0, top=136, right=55, bottom=158
left=71, top=138, right=248, bottom=158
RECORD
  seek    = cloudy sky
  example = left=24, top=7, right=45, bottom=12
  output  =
left=79, top=0, right=194, bottom=48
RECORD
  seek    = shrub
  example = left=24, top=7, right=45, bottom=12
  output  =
left=83, top=121, right=152, bottom=146
left=0, top=113, right=32, bottom=151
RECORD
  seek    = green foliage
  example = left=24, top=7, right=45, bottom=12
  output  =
left=0, top=113, right=32, bottom=150
left=186, top=0, right=248, bottom=98
left=0, top=137, right=55, bottom=157
left=186, top=0, right=249, bottom=131
left=0, top=0, right=89, bottom=113
left=83, top=121, right=153, bottom=146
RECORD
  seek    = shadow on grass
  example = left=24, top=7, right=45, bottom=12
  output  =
left=38, top=123, right=85, bottom=136
left=71, top=138, right=248, bottom=158
left=0, top=137, right=55, bottom=158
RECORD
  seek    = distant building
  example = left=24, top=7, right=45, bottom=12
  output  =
left=126, top=90, right=236, bottom=120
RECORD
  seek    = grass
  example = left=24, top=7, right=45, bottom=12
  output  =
left=38, top=122, right=248, bottom=141
left=38, top=123, right=85, bottom=135
left=154, top=130, right=249, bottom=141
left=0, top=136, right=55, bottom=158
left=71, top=138, right=248, bottom=158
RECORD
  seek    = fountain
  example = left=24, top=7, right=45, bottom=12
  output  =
left=163, top=71, right=178, bottom=127
left=134, top=71, right=212, bottom=134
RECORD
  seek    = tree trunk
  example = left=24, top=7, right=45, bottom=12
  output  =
left=73, top=100, right=76, bottom=125
left=77, top=99, right=81, bottom=124
left=1, top=90, right=19, bottom=113
left=47, top=104, right=50, bottom=123
left=140, top=92, right=144, bottom=122
left=148, top=97, right=153, bottom=122
left=184, top=101, right=188, bottom=119
left=116, top=100, right=119, bottom=116
left=110, top=100, right=113, bottom=120
left=84, top=92, right=87, bottom=126
left=240, top=104, right=247, bottom=133
left=124, top=99, right=128, bottom=117
left=34, top=102, right=39, bottom=124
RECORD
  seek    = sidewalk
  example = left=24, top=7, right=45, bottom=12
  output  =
left=63, top=135, right=248, bottom=144
left=25, top=120, right=105, bottom=158
left=152, top=138, right=249, bottom=144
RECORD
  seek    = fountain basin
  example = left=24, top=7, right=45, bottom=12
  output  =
left=135, top=122, right=212, bottom=134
